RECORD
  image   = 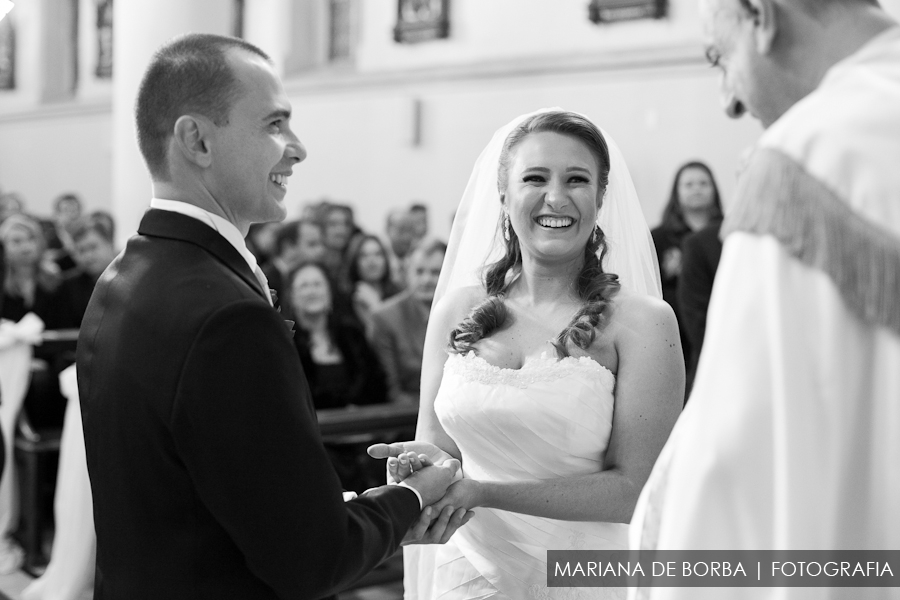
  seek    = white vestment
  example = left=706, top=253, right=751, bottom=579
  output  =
left=629, top=27, right=900, bottom=600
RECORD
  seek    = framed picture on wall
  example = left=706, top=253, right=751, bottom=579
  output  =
left=588, top=0, right=667, bottom=24
left=394, top=0, right=449, bottom=44
left=96, top=0, right=113, bottom=79
left=0, top=14, right=14, bottom=90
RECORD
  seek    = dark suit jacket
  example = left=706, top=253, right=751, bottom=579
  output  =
left=77, top=209, right=419, bottom=600
left=368, top=291, right=428, bottom=405
left=677, top=222, right=723, bottom=395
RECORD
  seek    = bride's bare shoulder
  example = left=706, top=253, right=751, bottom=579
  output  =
left=432, top=285, right=488, bottom=329
left=608, top=288, right=678, bottom=346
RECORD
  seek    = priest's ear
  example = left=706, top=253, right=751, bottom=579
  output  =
left=172, top=114, right=214, bottom=169
left=742, top=0, right=777, bottom=55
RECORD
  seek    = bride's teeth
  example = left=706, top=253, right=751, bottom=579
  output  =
left=270, top=174, right=287, bottom=186
left=538, top=217, right=572, bottom=228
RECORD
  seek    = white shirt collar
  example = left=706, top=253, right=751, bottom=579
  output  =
left=149, top=198, right=260, bottom=273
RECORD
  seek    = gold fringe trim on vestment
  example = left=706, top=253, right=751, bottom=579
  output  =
left=723, top=148, right=900, bottom=336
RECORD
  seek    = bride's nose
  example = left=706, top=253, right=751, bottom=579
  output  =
left=543, top=180, right=569, bottom=209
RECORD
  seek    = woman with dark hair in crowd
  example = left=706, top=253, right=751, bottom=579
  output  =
left=316, top=203, right=358, bottom=286
left=344, top=234, right=401, bottom=329
left=651, top=161, right=724, bottom=365
left=285, top=261, right=388, bottom=491
left=286, top=261, right=387, bottom=410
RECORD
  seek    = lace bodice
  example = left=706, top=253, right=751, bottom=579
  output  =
left=444, top=350, right=615, bottom=391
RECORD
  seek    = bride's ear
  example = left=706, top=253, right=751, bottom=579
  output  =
left=596, top=187, right=606, bottom=210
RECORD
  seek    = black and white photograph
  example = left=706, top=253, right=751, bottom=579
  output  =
left=0, top=0, right=898, bottom=599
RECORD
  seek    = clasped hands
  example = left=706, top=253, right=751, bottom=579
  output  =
left=368, top=442, right=481, bottom=546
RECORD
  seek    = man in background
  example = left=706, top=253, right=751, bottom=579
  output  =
left=409, top=203, right=428, bottom=242
left=262, top=218, right=325, bottom=301
left=42, top=192, right=83, bottom=272
left=369, top=239, right=446, bottom=405
left=630, top=1, right=900, bottom=592
left=56, top=212, right=117, bottom=328
left=385, top=208, right=418, bottom=289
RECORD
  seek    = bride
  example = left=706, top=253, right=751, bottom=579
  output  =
left=372, top=109, right=683, bottom=599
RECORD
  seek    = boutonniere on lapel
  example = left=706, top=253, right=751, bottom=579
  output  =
left=270, top=288, right=295, bottom=336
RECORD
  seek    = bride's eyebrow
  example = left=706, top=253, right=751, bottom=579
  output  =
left=522, top=166, right=551, bottom=173
left=567, top=167, right=592, bottom=176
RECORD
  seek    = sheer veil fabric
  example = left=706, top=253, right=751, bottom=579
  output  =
left=404, top=109, right=662, bottom=599
left=434, top=107, right=662, bottom=307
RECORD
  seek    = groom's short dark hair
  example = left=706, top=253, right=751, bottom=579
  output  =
left=135, top=33, right=271, bottom=181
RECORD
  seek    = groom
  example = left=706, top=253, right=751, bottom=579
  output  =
left=78, top=34, right=463, bottom=600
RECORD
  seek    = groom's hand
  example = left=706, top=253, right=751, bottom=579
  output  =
left=401, top=505, right=474, bottom=546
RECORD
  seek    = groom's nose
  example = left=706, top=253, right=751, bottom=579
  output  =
left=283, top=125, right=307, bottom=163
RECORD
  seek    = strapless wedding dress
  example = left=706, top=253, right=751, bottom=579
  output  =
left=405, top=351, right=627, bottom=600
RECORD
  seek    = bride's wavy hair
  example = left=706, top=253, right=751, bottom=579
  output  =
left=449, top=111, right=621, bottom=357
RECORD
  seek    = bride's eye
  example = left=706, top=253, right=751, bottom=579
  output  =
left=569, top=176, right=589, bottom=184
left=523, top=175, right=546, bottom=183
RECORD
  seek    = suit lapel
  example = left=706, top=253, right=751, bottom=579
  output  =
left=137, top=209, right=269, bottom=303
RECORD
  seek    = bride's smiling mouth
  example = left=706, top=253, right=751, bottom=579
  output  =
left=535, top=216, right=575, bottom=229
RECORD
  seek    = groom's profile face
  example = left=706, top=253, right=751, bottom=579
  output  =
left=204, top=50, right=307, bottom=231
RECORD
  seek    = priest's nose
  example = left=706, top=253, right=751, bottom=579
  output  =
left=721, top=89, right=746, bottom=120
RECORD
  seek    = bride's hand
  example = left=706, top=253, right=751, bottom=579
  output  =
left=430, top=478, right=484, bottom=514
left=368, top=442, right=461, bottom=483
left=387, top=451, right=431, bottom=482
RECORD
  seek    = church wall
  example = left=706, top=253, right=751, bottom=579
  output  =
left=280, top=62, right=761, bottom=240
left=1, top=0, right=898, bottom=237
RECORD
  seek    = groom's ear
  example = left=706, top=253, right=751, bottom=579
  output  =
left=172, top=114, right=214, bottom=169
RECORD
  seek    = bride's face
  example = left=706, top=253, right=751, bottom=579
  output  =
left=503, top=131, right=601, bottom=263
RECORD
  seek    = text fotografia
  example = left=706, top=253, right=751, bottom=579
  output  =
left=546, top=550, right=900, bottom=588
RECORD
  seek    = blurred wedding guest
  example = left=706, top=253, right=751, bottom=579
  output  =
left=245, top=221, right=279, bottom=268
left=344, top=234, right=401, bottom=330
left=89, top=210, right=115, bottom=240
left=369, top=239, right=446, bottom=406
left=0, top=192, right=24, bottom=225
left=0, top=214, right=67, bottom=430
left=651, top=161, right=723, bottom=364
left=676, top=221, right=723, bottom=398
left=286, top=262, right=387, bottom=411
left=262, top=219, right=325, bottom=301
left=385, top=208, right=418, bottom=288
left=409, top=203, right=428, bottom=242
left=0, top=214, right=61, bottom=326
left=286, top=262, right=388, bottom=492
left=56, top=213, right=117, bottom=329
left=42, top=193, right=83, bottom=273
left=320, top=203, right=356, bottom=283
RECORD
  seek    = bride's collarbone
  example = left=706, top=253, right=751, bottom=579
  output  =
left=473, top=313, right=619, bottom=373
